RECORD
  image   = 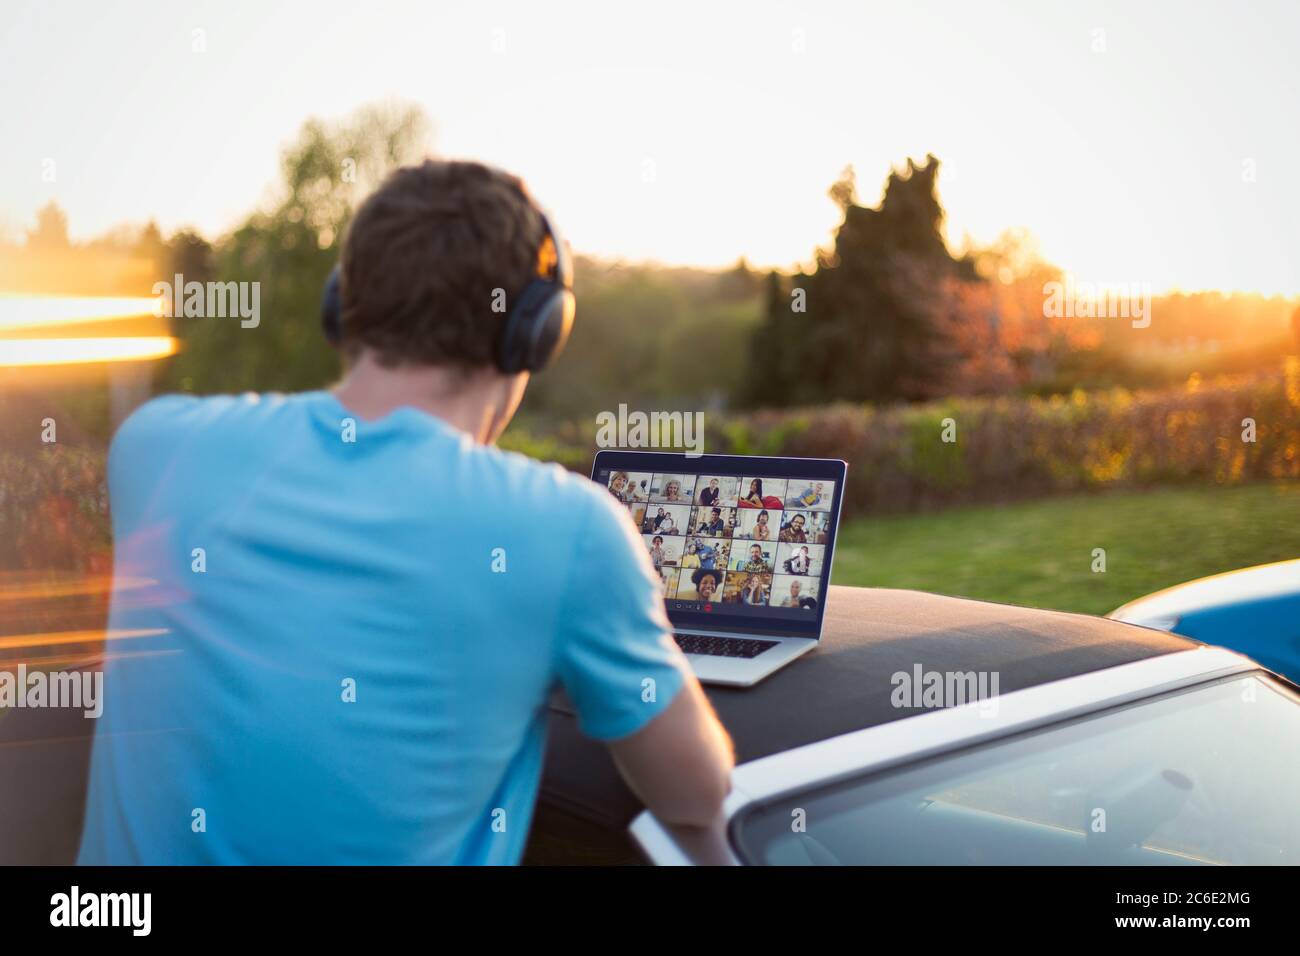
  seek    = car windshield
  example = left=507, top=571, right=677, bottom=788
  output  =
left=732, top=673, right=1300, bottom=865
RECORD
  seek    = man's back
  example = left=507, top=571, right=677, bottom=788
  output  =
left=78, top=390, right=687, bottom=864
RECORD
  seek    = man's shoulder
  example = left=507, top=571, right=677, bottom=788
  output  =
left=467, top=442, right=625, bottom=529
left=110, top=393, right=226, bottom=454
left=114, top=391, right=278, bottom=438
left=116, top=392, right=201, bottom=432
left=111, top=391, right=305, bottom=464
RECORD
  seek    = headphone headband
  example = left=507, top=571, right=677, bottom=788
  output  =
left=537, top=210, right=573, bottom=290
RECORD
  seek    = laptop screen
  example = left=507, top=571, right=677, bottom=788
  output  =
left=592, top=452, right=846, bottom=639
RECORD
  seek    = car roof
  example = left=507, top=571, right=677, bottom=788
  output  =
left=540, top=585, right=1195, bottom=830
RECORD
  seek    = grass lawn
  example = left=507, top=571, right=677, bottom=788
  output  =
left=832, top=481, right=1300, bottom=616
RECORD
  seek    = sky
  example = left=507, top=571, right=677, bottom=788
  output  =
left=2, top=0, right=1297, bottom=294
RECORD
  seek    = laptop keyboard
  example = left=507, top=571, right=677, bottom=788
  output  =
left=674, top=633, right=779, bottom=659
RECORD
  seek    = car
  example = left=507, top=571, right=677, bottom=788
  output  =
left=7, top=584, right=1297, bottom=866
left=531, top=585, right=1300, bottom=865
left=1109, top=559, right=1300, bottom=684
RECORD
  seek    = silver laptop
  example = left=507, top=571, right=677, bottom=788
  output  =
left=593, top=451, right=847, bottom=686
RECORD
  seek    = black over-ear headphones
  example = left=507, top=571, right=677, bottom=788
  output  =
left=320, top=210, right=575, bottom=374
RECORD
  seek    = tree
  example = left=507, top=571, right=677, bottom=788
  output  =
left=744, top=155, right=978, bottom=406
left=162, top=102, right=433, bottom=395
left=26, top=201, right=69, bottom=250
left=167, top=229, right=215, bottom=284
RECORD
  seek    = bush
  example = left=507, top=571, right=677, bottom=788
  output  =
left=0, top=445, right=111, bottom=572
left=8, top=367, right=1298, bottom=574
left=509, top=364, right=1300, bottom=519
left=709, top=367, right=1300, bottom=517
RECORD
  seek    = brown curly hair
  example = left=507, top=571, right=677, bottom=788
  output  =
left=339, top=159, right=546, bottom=369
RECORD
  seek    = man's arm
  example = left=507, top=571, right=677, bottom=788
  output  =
left=555, top=488, right=733, bottom=828
left=607, top=677, right=734, bottom=828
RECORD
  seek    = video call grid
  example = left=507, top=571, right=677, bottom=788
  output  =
left=606, top=470, right=835, bottom=610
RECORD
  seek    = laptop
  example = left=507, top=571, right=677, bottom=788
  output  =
left=592, top=450, right=848, bottom=686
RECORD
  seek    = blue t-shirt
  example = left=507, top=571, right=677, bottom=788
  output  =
left=77, top=391, right=688, bottom=865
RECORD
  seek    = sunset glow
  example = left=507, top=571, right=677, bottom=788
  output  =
left=0, top=335, right=178, bottom=367
left=0, top=294, right=163, bottom=332
left=0, top=294, right=175, bottom=366
left=4, top=2, right=1298, bottom=295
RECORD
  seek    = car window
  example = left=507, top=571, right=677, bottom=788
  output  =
left=732, top=674, right=1300, bottom=865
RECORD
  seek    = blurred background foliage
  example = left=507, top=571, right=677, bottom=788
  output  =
left=161, top=103, right=433, bottom=396
left=4, top=101, right=1299, bottom=597
left=4, top=102, right=1295, bottom=428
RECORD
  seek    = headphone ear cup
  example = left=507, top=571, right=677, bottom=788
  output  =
left=498, top=281, right=575, bottom=374
left=321, top=265, right=343, bottom=347
left=525, top=289, right=575, bottom=371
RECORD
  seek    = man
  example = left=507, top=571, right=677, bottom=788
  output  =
left=788, top=545, right=811, bottom=575
left=779, top=513, right=808, bottom=543
left=793, top=482, right=825, bottom=508
left=78, top=160, right=733, bottom=865
left=701, top=506, right=724, bottom=535
left=743, top=544, right=769, bottom=574
left=698, top=478, right=721, bottom=507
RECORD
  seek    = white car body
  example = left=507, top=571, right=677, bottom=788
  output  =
left=631, top=646, right=1260, bottom=865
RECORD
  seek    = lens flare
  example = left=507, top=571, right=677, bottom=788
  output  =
left=0, top=336, right=178, bottom=367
